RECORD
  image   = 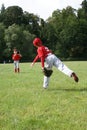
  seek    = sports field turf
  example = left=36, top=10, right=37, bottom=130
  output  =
left=0, top=61, right=87, bottom=130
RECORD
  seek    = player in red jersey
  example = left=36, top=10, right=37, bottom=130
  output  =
left=31, top=38, right=79, bottom=88
left=12, top=49, right=22, bottom=73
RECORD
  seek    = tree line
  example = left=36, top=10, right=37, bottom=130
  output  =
left=0, top=0, right=87, bottom=63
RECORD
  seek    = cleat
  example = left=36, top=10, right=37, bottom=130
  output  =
left=71, top=72, right=79, bottom=82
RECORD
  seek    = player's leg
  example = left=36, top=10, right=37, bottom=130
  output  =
left=43, top=55, right=53, bottom=88
left=43, top=76, right=50, bottom=89
left=53, top=55, right=79, bottom=82
left=16, top=61, right=20, bottom=73
left=14, top=61, right=17, bottom=73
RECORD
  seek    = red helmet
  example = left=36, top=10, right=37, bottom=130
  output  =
left=33, top=38, right=42, bottom=46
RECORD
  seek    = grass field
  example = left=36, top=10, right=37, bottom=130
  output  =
left=0, top=61, right=87, bottom=130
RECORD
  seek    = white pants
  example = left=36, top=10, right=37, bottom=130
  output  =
left=14, top=60, right=19, bottom=69
left=43, top=54, right=73, bottom=88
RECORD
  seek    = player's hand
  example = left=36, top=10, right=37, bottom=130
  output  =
left=31, top=62, right=34, bottom=67
left=42, top=67, right=44, bottom=70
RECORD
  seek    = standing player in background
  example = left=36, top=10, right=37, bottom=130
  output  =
left=31, top=38, right=79, bottom=89
left=12, top=48, right=22, bottom=73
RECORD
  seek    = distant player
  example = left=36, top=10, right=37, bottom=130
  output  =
left=12, top=49, right=22, bottom=73
left=31, top=38, right=79, bottom=89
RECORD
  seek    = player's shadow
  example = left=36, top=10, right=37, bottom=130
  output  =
left=49, top=87, right=87, bottom=92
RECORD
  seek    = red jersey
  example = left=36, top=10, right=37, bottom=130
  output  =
left=12, top=53, right=21, bottom=61
left=33, top=46, right=52, bottom=68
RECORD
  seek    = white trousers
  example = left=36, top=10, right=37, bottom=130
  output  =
left=14, top=60, right=19, bottom=69
left=43, top=54, right=73, bottom=88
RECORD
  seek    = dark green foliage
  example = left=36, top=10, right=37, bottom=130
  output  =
left=2, top=6, right=23, bottom=26
left=0, top=0, right=87, bottom=63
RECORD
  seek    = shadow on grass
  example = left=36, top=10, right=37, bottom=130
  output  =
left=48, top=87, right=87, bottom=92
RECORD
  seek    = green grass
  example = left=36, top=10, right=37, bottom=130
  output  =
left=0, top=61, right=87, bottom=130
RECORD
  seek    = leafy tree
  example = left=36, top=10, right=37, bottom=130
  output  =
left=0, top=1, right=87, bottom=61
left=4, top=24, right=35, bottom=61
left=77, top=0, right=87, bottom=59
left=0, top=23, right=6, bottom=62
left=21, top=12, right=44, bottom=37
left=78, top=0, right=87, bottom=19
left=81, top=0, right=87, bottom=15
left=0, top=4, right=5, bottom=13
left=47, top=7, right=77, bottom=57
left=47, top=5, right=87, bottom=59
left=3, top=6, right=23, bottom=26
left=0, top=4, right=5, bottom=23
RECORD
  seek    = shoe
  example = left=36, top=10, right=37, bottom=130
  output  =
left=43, top=85, right=48, bottom=89
left=71, top=72, right=79, bottom=82
left=43, top=86, right=48, bottom=89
